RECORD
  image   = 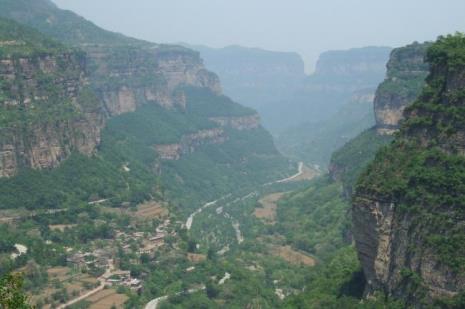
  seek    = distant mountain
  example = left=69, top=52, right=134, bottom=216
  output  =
left=273, top=47, right=391, bottom=168
left=182, top=43, right=306, bottom=125
left=274, top=46, right=392, bottom=131
left=186, top=44, right=391, bottom=138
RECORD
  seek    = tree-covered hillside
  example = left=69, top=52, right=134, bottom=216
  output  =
left=0, top=0, right=142, bottom=46
left=353, top=33, right=465, bottom=306
left=0, top=0, right=292, bottom=213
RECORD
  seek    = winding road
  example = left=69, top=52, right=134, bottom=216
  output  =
left=185, top=162, right=305, bottom=231
left=147, top=162, right=307, bottom=309
left=275, top=162, right=304, bottom=183
left=57, top=260, right=115, bottom=308
left=144, top=286, right=206, bottom=309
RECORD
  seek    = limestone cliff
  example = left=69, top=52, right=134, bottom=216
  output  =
left=314, top=47, right=391, bottom=82
left=0, top=20, right=104, bottom=177
left=374, top=42, right=430, bottom=135
left=328, top=42, right=431, bottom=195
left=353, top=34, right=465, bottom=306
left=209, top=114, right=260, bottom=131
left=0, top=0, right=292, bottom=210
left=87, top=45, right=222, bottom=116
left=154, top=128, right=227, bottom=160
left=273, top=46, right=391, bottom=132
left=0, top=0, right=223, bottom=117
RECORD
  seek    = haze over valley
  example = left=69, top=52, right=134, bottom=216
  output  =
left=1, top=1, right=465, bottom=308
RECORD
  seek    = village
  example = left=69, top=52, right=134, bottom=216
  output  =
left=12, top=201, right=182, bottom=309
left=66, top=219, right=171, bottom=290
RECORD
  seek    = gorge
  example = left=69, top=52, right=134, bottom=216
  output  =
left=0, top=1, right=464, bottom=308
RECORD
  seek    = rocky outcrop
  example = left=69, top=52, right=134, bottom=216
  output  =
left=353, top=35, right=465, bottom=306
left=374, top=42, right=430, bottom=135
left=278, top=46, right=392, bottom=131
left=87, top=45, right=222, bottom=116
left=209, top=114, right=260, bottom=130
left=0, top=52, right=104, bottom=177
left=314, top=47, right=392, bottom=81
left=154, top=128, right=227, bottom=160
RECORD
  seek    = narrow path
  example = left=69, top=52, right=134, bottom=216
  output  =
left=145, top=286, right=206, bottom=309
left=58, top=260, right=114, bottom=308
left=231, top=221, right=244, bottom=244
left=185, top=199, right=220, bottom=230
left=275, top=162, right=304, bottom=183
left=144, top=295, right=168, bottom=309
left=185, top=162, right=304, bottom=232
left=145, top=271, right=231, bottom=308
left=57, top=282, right=105, bottom=309
left=263, top=161, right=304, bottom=186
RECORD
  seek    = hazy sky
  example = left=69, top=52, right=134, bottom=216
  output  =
left=53, top=0, right=465, bottom=72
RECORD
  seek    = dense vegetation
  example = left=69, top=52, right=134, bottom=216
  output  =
left=283, top=246, right=403, bottom=308
left=0, top=17, right=65, bottom=56
left=276, top=177, right=350, bottom=260
left=162, top=126, right=291, bottom=213
left=0, top=0, right=142, bottom=47
left=0, top=152, right=155, bottom=209
left=355, top=33, right=465, bottom=298
left=330, top=128, right=393, bottom=194
left=0, top=273, right=31, bottom=308
left=376, top=42, right=430, bottom=98
left=277, top=89, right=376, bottom=168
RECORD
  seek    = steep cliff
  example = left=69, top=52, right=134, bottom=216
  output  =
left=0, top=18, right=103, bottom=178
left=353, top=34, right=465, bottom=306
left=374, top=42, right=430, bottom=135
left=293, top=47, right=390, bottom=124
left=328, top=43, right=431, bottom=194
left=0, top=0, right=222, bottom=117
left=103, top=87, right=290, bottom=210
left=314, top=47, right=392, bottom=84
left=0, top=1, right=292, bottom=211
left=87, top=45, right=221, bottom=116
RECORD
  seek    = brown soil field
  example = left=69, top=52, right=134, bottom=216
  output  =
left=79, top=276, right=99, bottom=284
left=293, top=165, right=319, bottom=182
left=270, top=245, right=316, bottom=266
left=101, top=201, right=168, bottom=220
left=49, top=224, right=77, bottom=232
left=86, top=289, right=115, bottom=302
left=187, top=253, right=207, bottom=263
left=135, top=201, right=168, bottom=219
left=66, top=283, right=83, bottom=295
left=254, top=193, right=285, bottom=224
left=88, top=289, right=128, bottom=309
left=47, top=267, right=71, bottom=281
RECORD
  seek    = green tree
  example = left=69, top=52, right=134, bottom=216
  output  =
left=0, top=273, right=31, bottom=309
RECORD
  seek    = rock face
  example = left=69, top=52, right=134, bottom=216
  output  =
left=209, top=114, right=260, bottom=131
left=353, top=35, right=465, bottom=306
left=374, top=42, right=430, bottom=135
left=154, top=128, right=227, bottom=160
left=314, top=47, right=392, bottom=82
left=327, top=43, right=432, bottom=196
left=274, top=46, right=392, bottom=132
left=0, top=51, right=104, bottom=177
left=87, top=45, right=222, bottom=116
